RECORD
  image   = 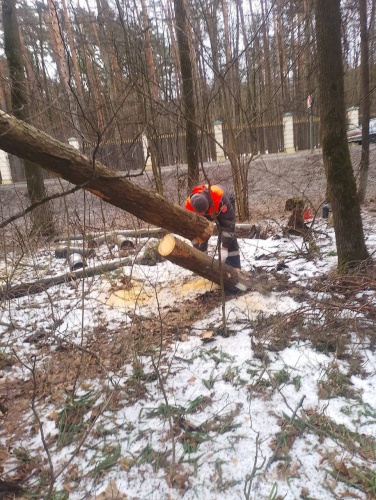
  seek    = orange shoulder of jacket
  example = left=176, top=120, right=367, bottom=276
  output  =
left=185, top=198, right=194, bottom=211
left=210, top=185, right=224, bottom=197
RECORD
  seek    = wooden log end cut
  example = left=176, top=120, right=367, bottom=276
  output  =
left=158, top=234, right=176, bottom=256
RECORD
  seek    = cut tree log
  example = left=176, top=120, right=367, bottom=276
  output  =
left=158, top=234, right=253, bottom=291
left=54, top=246, right=95, bottom=258
left=54, top=227, right=167, bottom=243
left=57, top=225, right=268, bottom=249
left=0, top=258, right=132, bottom=300
left=87, top=232, right=145, bottom=249
left=0, top=111, right=213, bottom=243
left=57, top=225, right=266, bottom=245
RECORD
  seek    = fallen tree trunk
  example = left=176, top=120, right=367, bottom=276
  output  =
left=87, top=229, right=168, bottom=248
left=0, top=258, right=132, bottom=300
left=54, top=246, right=95, bottom=259
left=54, top=227, right=167, bottom=243
left=158, top=234, right=253, bottom=291
left=57, top=225, right=266, bottom=245
left=0, top=111, right=213, bottom=243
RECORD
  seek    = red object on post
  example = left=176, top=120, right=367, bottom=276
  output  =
left=303, top=208, right=313, bottom=220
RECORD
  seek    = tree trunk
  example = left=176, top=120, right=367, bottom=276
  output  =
left=215, top=0, right=249, bottom=221
left=61, top=0, right=84, bottom=103
left=358, top=0, right=370, bottom=202
left=174, top=0, right=199, bottom=191
left=0, top=110, right=213, bottom=244
left=163, top=0, right=181, bottom=96
left=158, top=234, right=252, bottom=291
left=260, top=0, right=272, bottom=118
left=140, top=0, right=164, bottom=195
left=78, top=6, right=106, bottom=132
left=2, top=0, right=55, bottom=236
left=274, top=0, right=286, bottom=104
left=47, top=0, right=82, bottom=138
left=94, top=0, right=124, bottom=143
left=55, top=227, right=167, bottom=243
left=54, top=246, right=95, bottom=259
left=37, top=3, right=55, bottom=131
left=315, top=0, right=369, bottom=268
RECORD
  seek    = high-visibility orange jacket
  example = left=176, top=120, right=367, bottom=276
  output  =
left=185, top=184, right=236, bottom=248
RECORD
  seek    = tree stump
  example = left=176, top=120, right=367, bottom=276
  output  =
left=284, top=197, right=308, bottom=235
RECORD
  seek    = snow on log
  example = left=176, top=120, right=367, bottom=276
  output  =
left=158, top=234, right=253, bottom=291
left=0, top=111, right=213, bottom=243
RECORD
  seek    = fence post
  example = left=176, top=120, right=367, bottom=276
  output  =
left=68, top=137, right=80, bottom=150
left=283, top=112, right=295, bottom=153
left=347, top=106, right=359, bottom=129
left=0, top=149, right=13, bottom=184
left=213, top=120, right=225, bottom=162
left=142, top=134, right=153, bottom=170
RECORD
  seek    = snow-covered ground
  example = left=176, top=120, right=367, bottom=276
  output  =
left=1, top=212, right=375, bottom=499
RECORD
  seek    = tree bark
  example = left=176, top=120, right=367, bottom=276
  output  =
left=76, top=7, right=106, bottom=133
left=158, top=234, right=252, bottom=291
left=47, top=0, right=82, bottom=138
left=163, top=0, right=181, bottom=96
left=358, top=0, right=370, bottom=202
left=55, top=227, right=167, bottom=243
left=2, top=0, right=55, bottom=236
left=174, top=0, right=199, bottom=191
left=0, top=111, right=213, bottom=244
left=140, top=0, right=164, bottom=195
left=260, top=0, right=272, bottom=118
left=61, top=0, right=84, bottom=103
left=315, top=0, right=369, bottom=268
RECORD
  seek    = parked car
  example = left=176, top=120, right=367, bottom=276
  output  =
left=347, top=117, right=376, bottom=144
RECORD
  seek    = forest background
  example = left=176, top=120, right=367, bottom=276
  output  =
left=0, top=0, right=373, bottom=187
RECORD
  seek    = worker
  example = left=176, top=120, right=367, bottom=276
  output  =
left=185, top=184, right=241, bottom=269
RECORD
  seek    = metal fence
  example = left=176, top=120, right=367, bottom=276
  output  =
left=293, top=116, right=321, bottom=151
left=82, top=139, right=144, bottom=172
left=225, top=120, right=284, bottom=156
left=7, top=116, right=321, bottom=182
left=8, top=155, right=53, bottom=183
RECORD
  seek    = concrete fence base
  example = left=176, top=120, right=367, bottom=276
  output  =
left=0, top=149, right=12, bottom=184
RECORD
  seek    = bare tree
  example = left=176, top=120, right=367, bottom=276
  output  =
left=2, top=0, right=55, bottom=236
left=47, top=0, right=83, bottom=139
left=315, top=0, right=369, bottom=268
left=357, top=0, right=371, bottom=202
left=174, top=0, right=199, bottom=191
left=139, top=0, right=164, bottom=194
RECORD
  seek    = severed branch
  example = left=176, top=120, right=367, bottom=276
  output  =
left=0, top=258, right=132, bottom=300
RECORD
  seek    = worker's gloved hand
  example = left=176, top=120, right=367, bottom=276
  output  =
left=220, top=247, right=228, bottom=263
left=192, top=236, right=207, bottom=247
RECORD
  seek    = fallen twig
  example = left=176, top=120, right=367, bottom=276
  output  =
left=265, top=395, right=306, bottom=471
